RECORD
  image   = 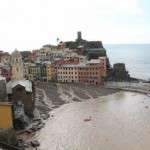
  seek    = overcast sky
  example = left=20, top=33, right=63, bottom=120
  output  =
left=0, top=0, right=150, bottom=52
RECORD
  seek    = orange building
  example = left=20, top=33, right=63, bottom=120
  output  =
left=78, top=62, right=101, bottom=85
left=0, top=102, right=13, bottom=129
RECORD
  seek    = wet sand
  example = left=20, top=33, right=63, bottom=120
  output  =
left=36, top=91, right=150, bottom=150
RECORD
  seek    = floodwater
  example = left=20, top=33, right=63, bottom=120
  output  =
left=37, top=92, right=150, bottom=150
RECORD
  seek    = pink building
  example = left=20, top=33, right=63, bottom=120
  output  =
left=0, top=65, right=11, bottom=81
left=56, top=57, right=107, bottom=85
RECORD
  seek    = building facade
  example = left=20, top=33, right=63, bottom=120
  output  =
left=57, top=64, right=79, bottom=83
left=45, top=62, right=53, bottom=81
left=78, top=62, right=101, bottom=85
left=28, top=63, right=41, bottom=81
left=56, top=57, right=106, bottom=85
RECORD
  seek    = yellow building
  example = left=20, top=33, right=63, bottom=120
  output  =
left=0, top=102, right=13, bottom=129
left=46, top=62, right=52, bottom=81
left=28, top=63, right=41, bottom=81
left=28, top=62, right=53, bottom=81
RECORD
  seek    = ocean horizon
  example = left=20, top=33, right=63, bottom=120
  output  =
left=104, top=44, right=150, bottom=80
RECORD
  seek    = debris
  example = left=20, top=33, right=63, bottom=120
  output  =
left=84, top=116, right=92, bottom=122
left=145, top=106, right=149, bottom=109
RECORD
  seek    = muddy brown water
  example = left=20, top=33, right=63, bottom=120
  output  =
left=37, top=92, right=150, bottom=150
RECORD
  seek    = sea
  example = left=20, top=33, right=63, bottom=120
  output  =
left=104, top=44, right=150, bottom=80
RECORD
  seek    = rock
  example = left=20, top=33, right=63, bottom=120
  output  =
left=13, top=102, right=30, bottom=130
left=17, top=139, right=25, bottom=148
left=31, top=140, right=40, bottom=147
left=33, top=108, right=41, bottom=119
left=107, top=63, right=135, bottom=81
left=25, top=129, right=33, bottom=134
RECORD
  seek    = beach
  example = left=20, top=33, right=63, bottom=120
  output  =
left=32, top=82, right=150, bottom=150
left=36, top=91, right=150, bottom=150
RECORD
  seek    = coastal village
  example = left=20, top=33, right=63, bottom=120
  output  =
left=0, top=32, right=148, bottom=150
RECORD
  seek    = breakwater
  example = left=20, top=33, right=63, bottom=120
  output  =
left=105, top=82, right=150, bottom=95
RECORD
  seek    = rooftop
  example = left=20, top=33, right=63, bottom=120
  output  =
left=0, top=102, right=12, bottom=106
left=0, top=76, right=6, bottom=81
left=7, top=80, right=32, bottom=94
